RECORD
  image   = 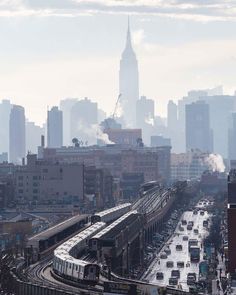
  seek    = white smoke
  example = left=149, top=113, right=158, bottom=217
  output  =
left=145, top=117, right=154, bottom=125
left=204, top=153, right=225, bottom=173
left=75, top=121, right=114, bottom=145
left=94, top=124, right=114, bottom=144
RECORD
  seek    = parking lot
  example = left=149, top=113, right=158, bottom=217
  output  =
left=144, top=199, right=212, bottom=292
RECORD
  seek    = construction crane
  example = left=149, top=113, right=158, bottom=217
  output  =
left=104, top=93, right=122, bottom=130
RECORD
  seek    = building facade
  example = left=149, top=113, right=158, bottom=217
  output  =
left=9, top=105, right=26, bottom=164
left=185, top=101, right=213, bottom=153
left=227, top=170, right=236, bottom=273
left=47, top=106, right=63, bottom=148
left=42, top=145, right=171, bottom=184
left=15, top=154, right=84, bottom=204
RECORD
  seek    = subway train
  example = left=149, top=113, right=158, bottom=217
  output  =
left=91, top=203, right=132, bottom=224
left=89, top=210, right=138, bottom=252
left=53, top=222, right=106, bottom=283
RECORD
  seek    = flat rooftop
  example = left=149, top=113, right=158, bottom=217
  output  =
left=27, top=214, right=88, bottom=242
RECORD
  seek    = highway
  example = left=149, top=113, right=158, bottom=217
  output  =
left=143, top=199, right=212, bottom=292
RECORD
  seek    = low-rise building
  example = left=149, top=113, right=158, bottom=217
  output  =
left=41, top=144, right=171, bottom=184
left=15, top=154, right=84, bottom=204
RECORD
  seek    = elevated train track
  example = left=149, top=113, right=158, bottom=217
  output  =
left=18, top=182, right=190, bottom=295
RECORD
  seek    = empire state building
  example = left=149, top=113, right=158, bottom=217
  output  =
left=119, top=20, right=139, bottom=128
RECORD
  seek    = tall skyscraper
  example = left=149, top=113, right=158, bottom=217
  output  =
left=167, top=100, right=178, bottom=131
left=202, top=95, right=236, bottom=158
left=136, top=96, right=154, bottom=145
left=47, top=106, right=63, bottom=148
left=26, top=121, right=45, bottom=154
left=185, top=101, right=213, bottom=152
left=9, top=105, right=26, bottom=164
left=70, top=97, right=98, bottom=145
left=119, top=19, right=139, bottom=128
left=60, top=98, right=77, bottom=146
left=0, top=99, right=12, bottom=156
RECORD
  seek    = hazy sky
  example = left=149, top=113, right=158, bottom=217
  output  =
left=2, top=0, right=236, bottom=125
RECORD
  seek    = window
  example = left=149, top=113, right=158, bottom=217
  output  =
left=33, top=189, right=38, bottom=194
left=33, top=176, right=37, bottom=180
left=18, top=176, right=23, bottom=180
left=18, top=183, right=23, bottom=187
left=18, top=189, right=23, bottom=194
left=43, top=169, right=48, bottom=173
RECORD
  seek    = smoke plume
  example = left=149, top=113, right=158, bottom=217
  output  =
left=204, top=153, right=225, bottom=173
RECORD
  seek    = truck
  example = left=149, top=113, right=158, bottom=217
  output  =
left=188, top=239, right=198, bottom=251
left=190, top=246, right=200, bottom=262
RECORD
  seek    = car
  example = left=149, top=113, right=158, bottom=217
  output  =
left=164, top=248, right=171, bottom=255
left=171, top=269, right=180, bottom=278
left=181, top=220, right=187, bottom=225
left=169, top=277, right=178, bottom=285
left=193, top=210, right=198, bottom=215
left=187, top=224, right=193, bottom=230
left=187, top=273, right=197, bottom=285
left=188, top=221, right=194, bottom=226
left=160, top=253, right=168, bottom=259
left=177, top=261, right=185, bottom=268
left=176, top=244, right=183, bottom=251
left=166, top=261, right=174, bottom=268
left=156, top=272, right=164, bottom=280
left=194, top=229, right=199, bottom=234
left=179, top=225, right=184, bottom=231
left=203, top=220, right=208, bottom=227
left=183, top=235, right=189, bottom=241
left=200, top=211, right=205, bottom=215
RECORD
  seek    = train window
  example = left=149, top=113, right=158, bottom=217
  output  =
left=76, top=266, right=78, bottom=271
left=69, top=263, right=71, bottom=269
left=93, top=240, right=96, bottom=245
left=90, top=268, right=94, bottom=273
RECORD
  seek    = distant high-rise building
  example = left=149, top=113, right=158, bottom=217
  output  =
left=26, top=121, right=45, bottom=154
left=151, top=135, right=171, bottom=147
left=202, top=95, right=236, bottom=158
left=167, top=100, right=178, bottom=131
left=70, top=97, right=98, bottom=145
left=228, top=113, right=236, bottom=162
left=185, top=101, right=213, bottom=152
left=119, top=19, right=139, bottom=128
left=0, top=100, right=12, bottom=156
left=136, top=96, right=154, bottom=145
left=60, top=98, right=77, bottom=146
left=167, top=100, right=180, bottom=152
left=9, top=105, right=25, bottom=164
left=47, top=106, right=63, bottom=148
left=136, top=96, right=154, bottom=127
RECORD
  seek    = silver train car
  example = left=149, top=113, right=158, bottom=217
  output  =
left=89, top=210, right=138, bottom=252
left=53, top=222, right=106, bottom=283
left=91, top=203, right=132, bottom=224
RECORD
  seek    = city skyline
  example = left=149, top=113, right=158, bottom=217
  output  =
left=1, top=2, right=236, bottom=124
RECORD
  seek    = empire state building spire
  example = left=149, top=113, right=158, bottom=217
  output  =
left=119, top=18, right=139, bottom=128
left=122, top=17, right=135, bottom=58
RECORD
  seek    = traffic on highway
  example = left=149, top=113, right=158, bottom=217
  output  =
left=144, top=198, right=213, bottom=292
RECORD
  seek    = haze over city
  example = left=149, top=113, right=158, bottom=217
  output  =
left=1, top=0, right=236, bottom=124
left=2, top=1, right=236, bottom=295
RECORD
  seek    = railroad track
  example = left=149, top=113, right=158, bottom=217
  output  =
left=25, top=257, right=103, bottom=295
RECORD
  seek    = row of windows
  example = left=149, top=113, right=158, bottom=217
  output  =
left=18, top=182, right=38, bottom=187
left=18, top=175, right=40, bottom=180
left=18, top=189, right=38, bottom=194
